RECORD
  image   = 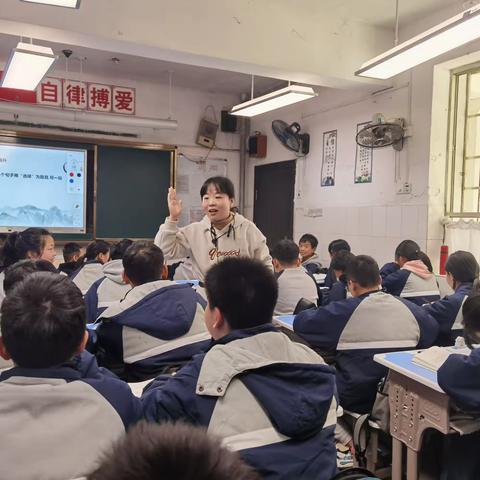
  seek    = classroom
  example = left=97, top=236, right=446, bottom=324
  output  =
left=0, top=1, right=480, bottom=479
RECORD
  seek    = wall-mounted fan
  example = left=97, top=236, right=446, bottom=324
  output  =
left=356, top=114, right=406, bottom=151
left=272, top=120, right=310, bottom=155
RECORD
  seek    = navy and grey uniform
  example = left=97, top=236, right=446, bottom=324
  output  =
left=294, top=291, right=439, bottom=413
left=0, top=351, right=142, bottom=480
left=71, top=260, right=105, bottom=295
left=380, top=262, right=440, bottom=306
left=423, top=283, right=472, bottom=346
left=95, top=280, right=210, bottom=381
left=142, top=324, right=338, bottom=480
left=84, top=259, right=131, bottom=322
left=324, top=278, right=348, bottom=305
left=324, top=267, right=336, bottom=289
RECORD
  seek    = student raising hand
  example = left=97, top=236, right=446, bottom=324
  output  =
left=167, top=187, right=183, bottom=221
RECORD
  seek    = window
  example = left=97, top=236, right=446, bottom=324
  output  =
left=446, top=65, right=480, bottom=217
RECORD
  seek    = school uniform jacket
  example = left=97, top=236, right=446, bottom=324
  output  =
left=95, top=280, right=210, bottom=381
left=293, top=291, right=439, bottom=413
left=324, top=279, right=348, bottom=305
left=142, top=324, right=338, bottom=480
left=0, top=351, right=142, bottom=480
left=0, top=270, right=5, bottom=305
left=302, top=253, right=322, bottom=275
left=71, top=260, right=105, bottom=295
left=155, top=213, right=272, bottom=281
left=438, top=347, right=480, bottom=412
left=274, top=267, right=318, bottom=315
left=84, top=259, right=131, bottom=322
left=380, top=261, right=440, bottom=306
left=423, top=283, right=472, bottom=346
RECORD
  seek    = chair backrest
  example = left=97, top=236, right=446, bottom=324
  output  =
left=329, top=467, right=380, bottom=480
left=294, top=297, right=316, bottom=314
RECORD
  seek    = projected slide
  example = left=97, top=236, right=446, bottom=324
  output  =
left=0, top=143, right=87, bottom=233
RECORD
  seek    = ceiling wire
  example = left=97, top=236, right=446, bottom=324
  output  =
left=394, top=0, right=400, bottom=46
left=251, top=75, right=254, bottom=100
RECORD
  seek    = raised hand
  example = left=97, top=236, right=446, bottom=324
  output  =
left=167, top=187, right=183, bottom=221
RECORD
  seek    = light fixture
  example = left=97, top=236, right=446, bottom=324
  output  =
left=230, top=85, right=317, bottom=117
left=0, top=42, right=58, bottom=90
left=356, top=4, right=480, bottom=79
left=20, top=0, right=81, bottom=8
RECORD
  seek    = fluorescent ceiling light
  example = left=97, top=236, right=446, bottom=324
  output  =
left=356, top=4, right=480, bottom=79
left=230, top=85, right=317, bottom=117
left=20, top=0, right=81, bottom=8
left=0, top=42, right=57, bottom=91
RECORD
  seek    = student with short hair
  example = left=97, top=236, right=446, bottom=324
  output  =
left=294, top=255, right=439, bottom=413
left=326, top=250, right=355, bottom=304
left=95, top=241, right=209, bottom=382
left=0, top=272, right=142, bottom=480
left=3, top=259, right=58, bottom=295
left=143, top=257, right=338, bottom=480
left=58, top=242, right=83, bottom=276
left=299, top=233, right=322, bottom=274
left=272, top=239, right=318, bottom=315
left=84, top=239, right=133, bottom=321
left=72, top=239, right=111, bottom=294
left=88, top=421, right=260, bottom=480
left=424, top=251, right=479, bottom=346
left=155, top=176, right=272, bottom=281
left=0, top=228, right=56, bottom=303
left=324, top=239, right=351, bottom=289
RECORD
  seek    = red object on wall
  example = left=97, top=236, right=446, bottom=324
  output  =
left=439, top=245, right=449, bottom=275
left=0, top=71, right=37, bottom=103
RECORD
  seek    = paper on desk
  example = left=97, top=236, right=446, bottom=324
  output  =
left=412, top=346, right=469, bottom=371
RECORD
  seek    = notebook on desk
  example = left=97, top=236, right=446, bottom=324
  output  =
left=412, top=346, right=470, bottom=372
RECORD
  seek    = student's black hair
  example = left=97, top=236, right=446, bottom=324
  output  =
left=3, top=259, right=58, bottom=295
left=271, top=239, right=299, bottom=265
left=330, top=250, right=355, bottom=272
left=111, top=238, right=134, bottom=260
left=88, top=421, right=260, bottom=480
left=0, top=228, right=52, bottom=268
left=85, top=240, right=111, bottom=261
left=446, top=251, right=479, bottom=286
left=123, top=241, right=164, bottom=286
left=462, top=295, right=480, bottom=349
left=200, top=176, right=235, bottom=199
left=299, top=233, right=318, bottom=250
left=328, top=239, right=351, bottom=255
left=63, top=242, right=81, bottom=263
left=205, top=257, right=278, bottom=330
left=1, top=272, right=86, bottom=368
left=394, top=240, right=421, bottom=261
left=418, top=251, right=433, bottom=273
left=346, top=255, right=380, bottom=289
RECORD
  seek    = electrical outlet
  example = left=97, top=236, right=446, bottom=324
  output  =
left=305, top=208, right=323, bottom=217
left=397, top=182, right=412, bottom=195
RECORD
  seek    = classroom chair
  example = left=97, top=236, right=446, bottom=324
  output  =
left=330, top=467, right=380, bottom=479
left=293, top=297, right=317, bottom=314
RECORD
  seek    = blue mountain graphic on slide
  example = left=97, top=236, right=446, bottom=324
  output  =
left=0, top=205, right=75, bottom=227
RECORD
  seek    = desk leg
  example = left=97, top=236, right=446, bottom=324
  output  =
left=406, top=447, right=418, bottom=480
left=392, top=437, right=403, bottom=480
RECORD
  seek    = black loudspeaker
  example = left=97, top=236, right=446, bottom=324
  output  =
left=248, top=134, right=267, bottom=158
left=221, top=110, right=238, bottom=133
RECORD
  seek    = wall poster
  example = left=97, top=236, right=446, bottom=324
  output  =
left=354, top=122, right=373, bottom=183
left=321, top=129, right=337, bottom=187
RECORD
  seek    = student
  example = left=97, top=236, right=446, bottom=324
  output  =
left=299, top=233, right=322, bottom=274
left=88, top=421, right=260, bottom=480
left=294, top=255, right=439, bottom=413
left=72, top=239, right=111, bottom=294
left=380, top=240, right=440, bottom=305
left=155, top=176, right=272, bottom=280
left=0, top=272, right=142, bottom=480
left=84, top=239, right=133, bottom=321
left=424, top=251, right=479, bottom=346
left=94, top=241, right=210, bottom=382
left=0, top=228, right=55, bottom=304
left=58, top=242, right=83, bottom=276
left=325, top=250, right=355, bottom=304
left=143, top=257, right=338, bottom=480
left=272, top=239, right=318, bottom=315
left=324, top=239, right=351, bottom=289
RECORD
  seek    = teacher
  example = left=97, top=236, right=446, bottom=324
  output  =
left=155, top=176, right=272, bottom=280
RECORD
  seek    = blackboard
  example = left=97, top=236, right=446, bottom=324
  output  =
left=0, top=134, right=174, bottom=240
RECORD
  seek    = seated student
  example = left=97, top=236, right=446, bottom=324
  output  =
left=380, top=240, right=440, bottom=306
left=0, top=272, right=142, bottom=480
left=424, top=251, right=479, bottom=346
left=142, top=257, right=338, bottom=480
left=299, top=233, right=322, bottom=274
left=88, top=421, right=260, bottom=480
left=94, top=241, right=210, bottom=382
left=72, top=239, right=111, bottom=294
left=324, top=239, right=351, bottom=289
left=272, top=239, right=318, bottom=315
left=84, top=239, right=133, bottom=321
left=58, top=242, right=83, bottom=276
left=324, top=250, right=355, bottom=305
left=294, top=255, right=439, bottom=414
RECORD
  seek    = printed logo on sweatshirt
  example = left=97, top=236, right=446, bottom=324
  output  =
left=209, top=248, right=241, bottom=261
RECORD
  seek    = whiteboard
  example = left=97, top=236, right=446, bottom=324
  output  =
left=176, top=154, right=228, bottom=227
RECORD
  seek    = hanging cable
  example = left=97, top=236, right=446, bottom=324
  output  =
left=168, top=71, right=173, bottom=119
left=251, top=75, right=254, bottom=100
left=394, top=0, right=400, bottom=46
